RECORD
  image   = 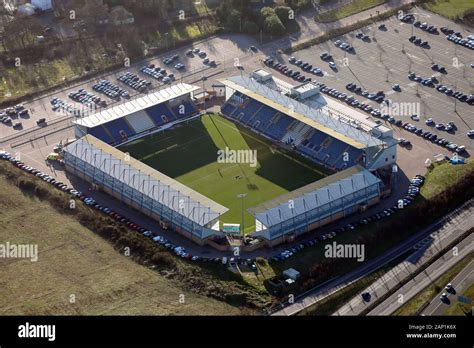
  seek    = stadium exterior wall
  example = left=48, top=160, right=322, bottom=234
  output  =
left=252, top=183, right=381, bottom=247
left=63, top=157, right=223, bottom=247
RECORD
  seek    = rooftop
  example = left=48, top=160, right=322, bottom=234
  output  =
left=64, top=134, right=228, bottom=227
left=220, top=76, right=385, bottom=149
left=248, top=165, right=381, bottom=227
left=74, top=83, right=200, bottom=129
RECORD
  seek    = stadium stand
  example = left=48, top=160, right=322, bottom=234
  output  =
left=145, top=103, right=175, bottom=126
left=125, top=110, right=156, bottom=133
left=103, top=118, right=135, bottom=142
left=264, top=114, right=295, bottom=140
left=171, top=99, right=198, bottom=119
left=88, top=125, right=113, bottom=144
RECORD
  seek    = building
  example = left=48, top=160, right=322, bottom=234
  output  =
left=66, top=74, right=390, bottom=249
left=220, top=74, right=397, bottom=172
left=63, top=134, right=228, bottom=246
left=248, top=165, right=381, bottom=246
left=31, top=0, right=52, bottom=11
left=73, top=83, right=201, bottom=145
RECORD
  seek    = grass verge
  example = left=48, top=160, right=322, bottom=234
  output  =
left=422, top=0, right=474, bottom=19
left=315, top=0, right=387, bottom=23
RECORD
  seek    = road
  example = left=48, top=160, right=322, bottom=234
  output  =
left=271, top=199, right=473, bottom=315
left=367, top=235, right=473, bottom=315
left=421, top=260, right=474, bottom=315
left=332, top=207, right=474, bottom=315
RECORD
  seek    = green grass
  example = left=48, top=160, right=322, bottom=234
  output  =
left=394, top=253, right=473, bottom=315
left=315, top=0, right=387, bottom=22
left=444, top=282, right=474, bottom=316
left=422, top=0, right=474, bottom=19
left=0, top=166, right=243, bottom=315
left=420, top=160, right=474, bottom=199
left=119, top=113, right=328, bottom=233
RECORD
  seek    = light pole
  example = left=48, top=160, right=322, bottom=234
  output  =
left=165, top=32, right=169, bottom=50
left=237, top=193, right=247, bottom=239
left=202, top=75, right=206, bottom=111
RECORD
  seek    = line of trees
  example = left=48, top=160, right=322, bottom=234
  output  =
left=216, top=0, right=303, bottom=36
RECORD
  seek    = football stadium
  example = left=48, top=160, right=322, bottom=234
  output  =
left=64, top=70, right=397, bottom=249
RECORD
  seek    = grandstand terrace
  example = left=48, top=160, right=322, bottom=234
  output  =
left=73, top=83, right=200, bottom=145
left=248, top=165, right=382, bottom=245
left=220, top=75, right=397, bottom=171
left=63, top=134, right=228, bottom=245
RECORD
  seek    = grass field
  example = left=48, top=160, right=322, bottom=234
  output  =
left=423, top=0, right=474, bottom=19
left=120, top=114, right=328, bottom=233
left=315, top=0, right=387, bottom=23
left=0, top=171, right=243, bottom=315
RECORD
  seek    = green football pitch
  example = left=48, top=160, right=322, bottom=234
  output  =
left=119, top=113, right=329, bottom=233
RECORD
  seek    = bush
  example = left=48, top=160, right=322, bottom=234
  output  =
left=18, top=179, right=36, bottom=193
left=151, top=252, right=176, bottom=268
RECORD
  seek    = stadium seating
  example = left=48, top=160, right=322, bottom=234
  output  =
left=264, top=114, right=295, bottom=140
left=221, top=102, right=238, bottom=117
left=171, top=100, right=198, bottom=119
left=251, top=105, right=279, bottom=132
left=332, top=146, right=364, bottom=169
left=103, top=118, right=136, bottom=143
left=125, top=110, right=156, bottom=133
left=221, top=92, right=367, bottom=173
left=236, top=99, right=263, bottom=124
left=145, top=103, right=175, bottom=126
left=282, top=123, right=313, bottom=146
left=88, top=125, right=114, bottom=144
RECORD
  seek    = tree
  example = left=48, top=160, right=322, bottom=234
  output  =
left=216, top=0, right=232, bottom=25
left=242, top=20, right=259, bottom=35
left=76, top=0, right=109, bottom=32
left=227, top=9, right=242, bottom=32
left=275, top=6, right=293, bottom=24
left=260, top=6, right=275, bottom=20
left=264, top=15, right=285, bottom=36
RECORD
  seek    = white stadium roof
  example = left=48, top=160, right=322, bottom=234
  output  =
left=248, top=165, right=381, bottom=228
left=74, top=83, right=200, bottom=129
left=221, top=76, right=385, bottom=148
left=64, top=135, right=228, bottom=227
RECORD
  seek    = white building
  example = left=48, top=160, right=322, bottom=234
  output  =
left=31, top=0, right=52, bottom=11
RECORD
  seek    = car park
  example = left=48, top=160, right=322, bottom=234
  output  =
left=118, top=72, right=150, bottom=92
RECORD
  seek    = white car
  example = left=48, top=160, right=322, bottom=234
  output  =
left=329, top=61, right=337, bottom=69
